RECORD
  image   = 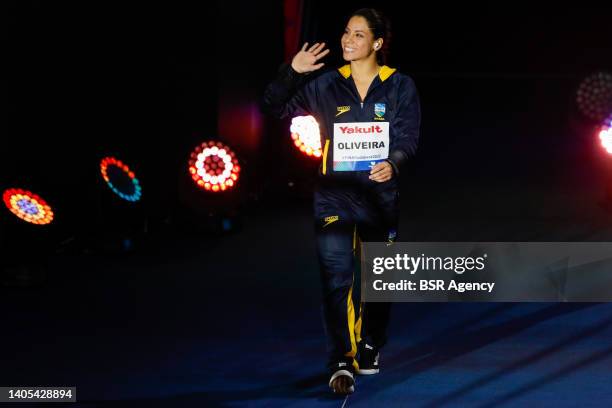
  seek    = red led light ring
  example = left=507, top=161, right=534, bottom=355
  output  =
left=2, top=188, right=54, bottom=225
left=188, top=141, right=241, bottom=192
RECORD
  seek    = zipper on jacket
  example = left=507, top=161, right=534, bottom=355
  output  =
left=358, top=76, right=383, bottom=110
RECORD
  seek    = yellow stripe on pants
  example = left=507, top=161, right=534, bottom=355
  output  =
left=345, top=225, right=361, bottom=371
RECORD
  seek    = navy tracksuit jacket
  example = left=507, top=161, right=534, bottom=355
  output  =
left=264, top=63, right=421, bottom=368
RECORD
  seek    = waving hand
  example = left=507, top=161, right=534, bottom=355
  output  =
left=291, top=42, right=330, bottom=74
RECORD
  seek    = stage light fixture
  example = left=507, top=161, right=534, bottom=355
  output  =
left=100, top=157, right=142, bottom=202
left=188, top=141, right=241, bottom=192
left=576, top=72, right=612, bottom=122
left=290, top=115, right=322, bottom=158
left=2, top=188, right=54, bottom=225
left=599, top=117, right=612, bottom=155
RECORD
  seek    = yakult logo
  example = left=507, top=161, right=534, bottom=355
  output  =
left=338, top=125, right=384, bottom=135
left=332, top=122, right=389, bottom=171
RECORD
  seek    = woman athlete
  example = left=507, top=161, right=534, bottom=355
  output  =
left=264, top=8, right=421, bottom=394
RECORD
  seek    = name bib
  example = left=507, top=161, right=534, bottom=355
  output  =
left=332, top=122, right=389, bottom=171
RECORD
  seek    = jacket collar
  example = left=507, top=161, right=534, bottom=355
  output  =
left=337, top=64, right=397, bottom=82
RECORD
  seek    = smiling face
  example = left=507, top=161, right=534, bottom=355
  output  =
left=341, top=16, right=380, bottom=63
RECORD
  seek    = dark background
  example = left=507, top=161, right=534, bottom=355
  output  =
left=3, top=1, right=612, bottom=242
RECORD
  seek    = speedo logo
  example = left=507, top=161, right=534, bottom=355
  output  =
left=323, top=215, right=339, bottom=227
left=338, top=125, right=383, bottom=134
left=336, top=106, right=351, bottom=117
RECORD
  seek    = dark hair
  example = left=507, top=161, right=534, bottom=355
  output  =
left=349, top=8, right=392, bottom=65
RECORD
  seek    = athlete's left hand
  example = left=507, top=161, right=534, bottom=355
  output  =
left=369, top=161, right=393, bottom=182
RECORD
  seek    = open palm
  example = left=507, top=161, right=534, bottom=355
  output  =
left=291, top=42, right=330, bottom=74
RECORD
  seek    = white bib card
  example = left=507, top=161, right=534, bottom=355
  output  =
left=332, top=122, right=389, bottom=171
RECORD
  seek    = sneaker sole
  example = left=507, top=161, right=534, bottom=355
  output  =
left=329, top=369, right=355, bottom=394
left=357, top=368, right=379, bottom=375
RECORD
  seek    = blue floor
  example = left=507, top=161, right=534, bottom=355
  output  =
left=2, top=184, right=612, bottom=407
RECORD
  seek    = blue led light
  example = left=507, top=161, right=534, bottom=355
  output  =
left=17, top=199, right=40, bottom=215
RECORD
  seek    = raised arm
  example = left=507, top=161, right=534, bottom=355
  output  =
left=263, top=42, right=330, bottom=119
